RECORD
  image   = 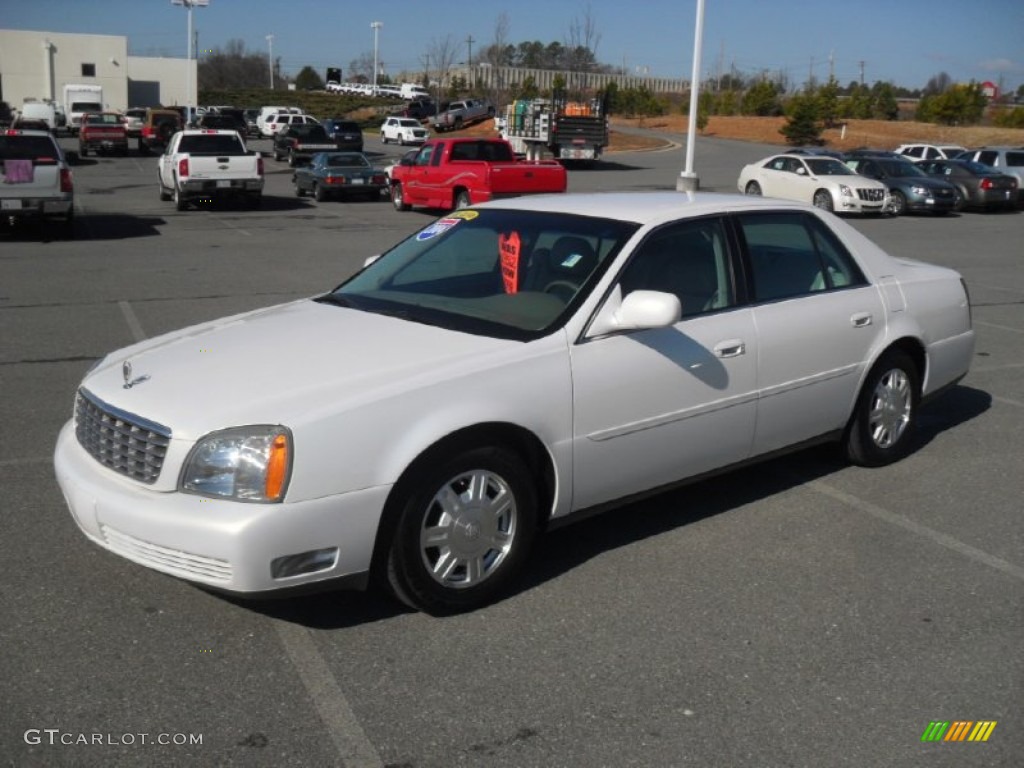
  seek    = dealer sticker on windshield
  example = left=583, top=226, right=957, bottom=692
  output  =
left=416, top=217, right=461, bottom=241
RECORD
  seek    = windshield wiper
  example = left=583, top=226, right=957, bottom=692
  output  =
left=314, top=293, right=353, bottom=308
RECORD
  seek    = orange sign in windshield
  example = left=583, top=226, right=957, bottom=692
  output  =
left=499, top=232, right=521, bottom=294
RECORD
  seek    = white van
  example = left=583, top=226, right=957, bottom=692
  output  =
left=256, top=106, right=302, bottom=133
left=400, top=83, right=430, bottom=101
left=19, top=101, right=58, bottom=130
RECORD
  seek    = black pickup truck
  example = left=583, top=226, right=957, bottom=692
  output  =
left=272, top=125, right=343, bottom=166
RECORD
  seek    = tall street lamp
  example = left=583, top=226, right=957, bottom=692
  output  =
left=371, top=21, right=383, bottom=93
left=266, top=35, right=274, bottom=89
left=171, top=0, right=209, bottom=126
left=677, top=0, right=705, bottom=192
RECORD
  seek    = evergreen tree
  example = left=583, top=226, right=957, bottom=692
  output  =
left=816, top=76, right=840, bottom=127
left=780, top=93, right=823, bottom=145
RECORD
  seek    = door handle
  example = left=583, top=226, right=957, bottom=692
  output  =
left=713, top=339, right=746, bottom=358
left=851, top=312, right=873, bottom=328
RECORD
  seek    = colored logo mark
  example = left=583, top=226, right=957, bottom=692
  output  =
left=921, top=721, right=997, bottom=742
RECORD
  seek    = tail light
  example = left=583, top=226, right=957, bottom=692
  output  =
left=256, top=156, right=264, bottom=176
left=178, top=157, right=189, bottom=178
left=980, top=178, right=993, bottom=190
left=60, top=168, right=74, bottom=193
left=325, top=175, right=344, bottom=184
left=141, top=125, right=153, bottom=138
left=372, top=174, right=386, bottom=184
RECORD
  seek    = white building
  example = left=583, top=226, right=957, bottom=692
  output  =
left=0, top=28, right=192, bottom=112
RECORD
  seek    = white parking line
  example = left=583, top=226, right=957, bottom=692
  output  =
left=806, top=479, right=1024, bottom=581
left=976, top=320, right=1024, bottom=335
left=274, top=621, right=384, bottom=767
left=993, top=395, right=1024, bottom=409
left=116, top=307, right=378, bottom=762
left=118, top=300, right=147, bottom=342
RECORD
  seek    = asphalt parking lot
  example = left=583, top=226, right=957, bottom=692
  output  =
left=2, top=129, right=1021, bottom=767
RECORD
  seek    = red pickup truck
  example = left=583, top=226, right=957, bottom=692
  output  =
left=78, top=112, right=128, bottom=157
left=389, top=137, right=566, bottom=212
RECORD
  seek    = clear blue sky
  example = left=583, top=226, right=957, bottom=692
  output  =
left=4, top=0, right=1023, bottom=93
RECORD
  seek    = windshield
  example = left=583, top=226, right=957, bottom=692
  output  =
left=806, top=158, right=855, bottom=176
left=878, top=160, right=927, bottom=178
left=325, top=153, right=369, bottom=167
left=326, top=209, right=639, bottom=340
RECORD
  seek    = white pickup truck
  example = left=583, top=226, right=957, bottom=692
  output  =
left=158, top=129, right=264, bottom=211
left=0, top=128, right=75, bottom=237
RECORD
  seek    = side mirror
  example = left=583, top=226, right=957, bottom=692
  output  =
left=796, top=166, right=807, bottom=175
left=587, top=289, right=682, bottom=337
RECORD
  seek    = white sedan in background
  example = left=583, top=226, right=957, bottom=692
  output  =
left=380, top=116, right=429, bottom=145
left=54, top=193, right=973, bottom=615
left=739, top=154, right=890, bottom=214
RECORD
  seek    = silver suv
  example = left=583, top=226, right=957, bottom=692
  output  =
left=954, top=146, right=1024, bottom=202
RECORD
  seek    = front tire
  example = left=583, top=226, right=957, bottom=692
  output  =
left=889, top=190, right=907, bottom=216
left=385, top=446, right=538, bottom=614
left=813, top=189, right=834, bottom=212
left=845, top=349, right=920, bottom=467
left=745, top=181, right=762, bottom=196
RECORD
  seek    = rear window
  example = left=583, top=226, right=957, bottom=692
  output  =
left=177, top=134, right=247, bottom=155
left=1005, top=152, right=1024, bottom=167
left=0, top=135, right=61, bottom=162
left=85, top=114, right=121, bottom=125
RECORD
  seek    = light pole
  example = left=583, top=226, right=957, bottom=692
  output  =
left=677, top=0, right=705, bottom=192
left=371, top=21, right=383, bottom=93
left=266, top=35, right=274, bottom=89
left=171, top=0, right=208, bottom=126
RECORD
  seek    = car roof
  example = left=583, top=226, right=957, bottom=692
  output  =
left=476, top=191, right=814, bottom=224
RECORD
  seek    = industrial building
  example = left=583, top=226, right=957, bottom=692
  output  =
left=0, top=28, right=192, bottom=114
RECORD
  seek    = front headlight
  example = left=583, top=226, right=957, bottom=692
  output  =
left=911, top=186, right=928, bottom=195
left=839, top=184, right=853, bottom=197
left=180, top=425, right=292, bottom=502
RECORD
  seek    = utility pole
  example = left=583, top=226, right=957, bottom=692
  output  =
left=466, top=34, right=475, bottom=89
left=828, top=50, right=834, bottom=81
left=266, top=35, right=274, bottom=89
left=859, top=60, right=865, bottom=86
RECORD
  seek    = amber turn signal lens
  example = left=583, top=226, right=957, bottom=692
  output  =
left=264, top=434, right=289, bottom=500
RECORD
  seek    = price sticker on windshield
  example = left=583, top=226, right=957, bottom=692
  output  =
left=499, top=231, right=521, bottom=294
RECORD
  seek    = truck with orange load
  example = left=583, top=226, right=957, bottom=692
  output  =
left=499, top=90, right=609, bottom=163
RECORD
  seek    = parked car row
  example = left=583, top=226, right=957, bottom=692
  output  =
left=739, top=146, right=1021, bottom=215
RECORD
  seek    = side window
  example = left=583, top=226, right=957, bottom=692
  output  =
left=905, top=146, right=921, bottom=158
left=803, top=216, right=867, bottom=289
left=977, top=151, right=997, bottom=166
left=414, top=146, right=434, bottom=166
left=925, top=147, right=939, bottom=159
left=738, top=213, right=827, bottom=301
left=617, top=218, right=734, bottom=318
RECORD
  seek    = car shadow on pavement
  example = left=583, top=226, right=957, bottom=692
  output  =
left=230, top=384, right=991, bottom=629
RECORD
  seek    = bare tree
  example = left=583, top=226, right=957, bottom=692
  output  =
left=565, top=3, right=601, bottom=72
left=348, top=52, right=375, bottom=82
left=425, top=35, right=459, bottom=100
left=924, top=71, right=953, bottom=95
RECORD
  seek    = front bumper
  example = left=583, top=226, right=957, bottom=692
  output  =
left=54, top=421, right=389, bottom=593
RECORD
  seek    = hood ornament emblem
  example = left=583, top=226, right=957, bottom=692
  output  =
left=122, top=359, right=150, bottom=389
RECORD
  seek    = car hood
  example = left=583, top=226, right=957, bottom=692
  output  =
left=888, top=175, right=954, bottom=190
left=81, top=299, right=517, bottom=440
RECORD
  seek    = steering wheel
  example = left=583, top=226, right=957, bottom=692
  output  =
left=543, top=280, right=579, bottom=302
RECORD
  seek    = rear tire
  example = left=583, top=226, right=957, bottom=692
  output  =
left=454, top=189, right=471, bottom=209
left=173, top=183, right=187, bottom=212
left=392, top=183, right=411, bottom=211
left=845, top=349, right=919, bottom=467
left=314, top=183, right=326, bottom=202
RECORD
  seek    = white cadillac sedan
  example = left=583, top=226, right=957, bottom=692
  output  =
left=739, top=154, right=890, bottom=214
left=54, top=193, right=974, bottom=614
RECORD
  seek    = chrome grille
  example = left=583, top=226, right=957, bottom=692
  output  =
left=857, top=188, right=886, bottom=202
left=101, top=525, right=232, bottom=583
left=75, top=389, right=170, bottom=484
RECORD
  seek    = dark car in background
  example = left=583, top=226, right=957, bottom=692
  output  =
left=292, top=151, right=387, bottom=201
left=844, top=153, right=959, bottom=215
left=196, top=113, right=247, bottom=133
left=243, top=109, right=260, bottom=137
left=320, top=119, right=364, bottom=152
left=403, top=99, right=441, bottom=122
left=915, top=159, right=1018, bottom=211
left=273, top=124, right=341, bottom=166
